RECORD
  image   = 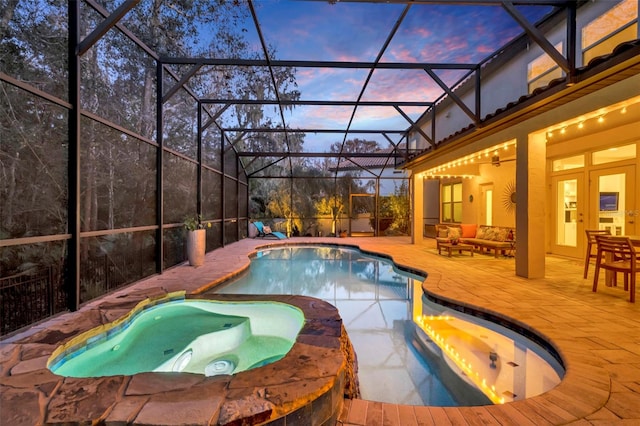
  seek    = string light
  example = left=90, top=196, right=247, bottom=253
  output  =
left=423, top=141, right=517, bottom=178
left=545, top=96, right=638, bottom=140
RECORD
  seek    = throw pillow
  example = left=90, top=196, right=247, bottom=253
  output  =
left=476, top=226, right=487, bottom=239
left=493, top=228, right=508, bottom=242
left=460, top=224, right=477, bottom=238
left=437, top=227, right=449, bottom=238
left=263, top=225, right=272, bottom=234
left=483, top=227, right=496, bottom=241
left=447, top=227, right=461, bottom=239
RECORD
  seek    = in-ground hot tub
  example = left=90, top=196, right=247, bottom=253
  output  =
left=48, top=295, right=305, bottom=378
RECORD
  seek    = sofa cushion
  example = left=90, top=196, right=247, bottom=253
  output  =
left=447, top=227, right=461, bottom=239
left=482, top=227, right=497, bottom=240
left=476, top=226, right=487, bottom=239
left=492, top=227, right=508, bottom=242
left=460, top=224, right=477, bottom=238
left=437, top=227, right=449, bottom=238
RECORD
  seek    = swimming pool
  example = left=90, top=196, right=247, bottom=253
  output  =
left=209, top=245, right=564, bottom=406
left=48, top=297, right=305, bottom=378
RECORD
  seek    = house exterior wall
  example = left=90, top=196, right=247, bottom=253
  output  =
left=407, top=1, right=639, bottom=274
left=415, top=1, right=631, bottom=149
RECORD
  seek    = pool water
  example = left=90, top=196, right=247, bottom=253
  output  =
left=210, top=246, right=564, bottom=406
left=49, top=299, right=304, bottom=378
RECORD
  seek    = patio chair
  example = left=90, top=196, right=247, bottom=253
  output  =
left=253, top=221, right=287, bottom=240
left=583, top=229, right=611, bottom=279
left=592, top=235, right=638, bottom=303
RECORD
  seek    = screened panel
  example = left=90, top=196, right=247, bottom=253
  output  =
left=0, top=240, right=68, bottom=334
left=164, top=227, right=187, bottom=269
left=163, top=88, right=198, bottom=159
left=80, top=231, right=156, bottom=304
left=203, top=127, right=222, bottom=171
left=238, top=182, right=248, bottom=219
left=80, top=118, right=156, bottom=231
left=238, top=218, right=248, bottom=239
left=1, top=84, right=68, bottom=238
left=163, top=154, right=197, bottom=224
left=202, top=168, right=223, bottom=220
left=224, top=146, right=239, bottom=177
left=206, top=222, right=223, bottom=252
left=224, top=177, right=239, bottom=218
left=81, top=29, right=156, bottom=139
left=5, top=1, right=68, bottom=100
left=352, top=178, right=377, bottom=194
left=224, top=220, right=239, bottom=245
left=379, top=179, right=410, bottom=236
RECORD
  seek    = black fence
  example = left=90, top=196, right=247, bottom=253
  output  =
left=1, top=266, right=66, bottom=336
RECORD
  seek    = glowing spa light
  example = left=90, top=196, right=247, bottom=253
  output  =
left=598, top=116, right=604, bottom=123
left=578, top=122, right=584, bottom=129
left=560, top=128, right=566, bottom=134
left=621, top=106, right=627, bottom=114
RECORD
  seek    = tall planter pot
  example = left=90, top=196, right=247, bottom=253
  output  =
left=187, top=229, right=206, bottom=267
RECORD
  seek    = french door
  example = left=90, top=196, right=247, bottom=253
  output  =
left=551, top=173, right=585, bottom=258
left=589, top=165, right=636, bottom=237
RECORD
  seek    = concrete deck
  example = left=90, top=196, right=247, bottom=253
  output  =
left=3, top=236, right=640, bottom=425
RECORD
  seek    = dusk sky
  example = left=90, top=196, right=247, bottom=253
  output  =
left=208, top=1, right=554, bottom=151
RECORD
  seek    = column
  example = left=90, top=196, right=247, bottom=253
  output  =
left=515, top=130, right=546, bottom=278
left=412, top=174, right=424, bottom=244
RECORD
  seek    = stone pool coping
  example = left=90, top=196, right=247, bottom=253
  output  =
left=0, top=291, right=358, bottom=425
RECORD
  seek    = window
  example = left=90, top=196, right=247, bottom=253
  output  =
left=582, top=0, right=638, bottom=65
left=592, top=144, right=637, bottom=165
left=442, top=182, right=463, bottom=223
left=527, top=42, right=564, bottom=93
left=552, top=154, right=584, bottom=171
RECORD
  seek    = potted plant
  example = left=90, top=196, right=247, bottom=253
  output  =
left=184, top=214, right=211, bottom=267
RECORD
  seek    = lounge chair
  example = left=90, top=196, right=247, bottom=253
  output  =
left=253, top=221, right=288, bottom=239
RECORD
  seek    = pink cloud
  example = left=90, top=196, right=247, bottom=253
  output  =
left=388, top=47, right=418, bottom=63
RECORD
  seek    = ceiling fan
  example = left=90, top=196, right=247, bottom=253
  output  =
left=476, top=154, right=517, bottom=167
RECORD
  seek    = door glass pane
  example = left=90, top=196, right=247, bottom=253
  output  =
left=598, top=174, right=625, bottom=235
left=556, top=179, right=577, bottom=246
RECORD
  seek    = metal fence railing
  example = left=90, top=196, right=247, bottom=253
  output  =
left=1, top=266, right=66, bottom=336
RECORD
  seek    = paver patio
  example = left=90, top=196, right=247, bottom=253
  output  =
left=2, top=236, right=640, bottom=425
